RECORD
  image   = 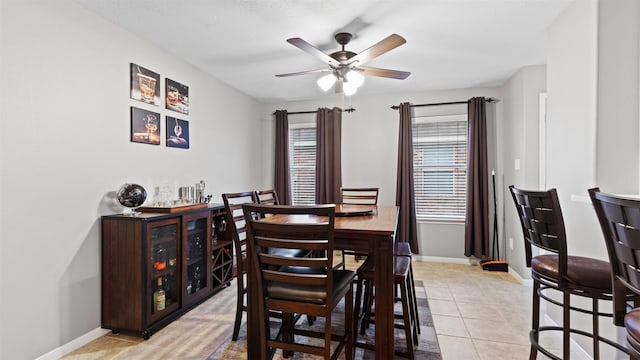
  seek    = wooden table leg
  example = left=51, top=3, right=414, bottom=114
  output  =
left=374, top=235, right=395, bottom=360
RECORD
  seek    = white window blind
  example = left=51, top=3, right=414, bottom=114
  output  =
left=289, top=121, right=316, bottom=205
left=412, top=114, right=467, bottom=220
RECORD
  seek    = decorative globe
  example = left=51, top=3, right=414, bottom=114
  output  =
left=117, top=183, right=147, bottom=211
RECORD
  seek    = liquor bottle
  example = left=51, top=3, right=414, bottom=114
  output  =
left=163, top=275, right=174, bottom=304
left=153, top=277, right=166, bottom=312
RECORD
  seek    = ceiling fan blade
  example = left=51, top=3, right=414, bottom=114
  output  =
left=275, top=69, right=330, bottom=77
left=347, top=34, right=406, bottom=66
left=334, top=78, right=344, bottom=93
left=357, top=66, right=410, bottom=80
left=287, top=38, right=340, bottom=67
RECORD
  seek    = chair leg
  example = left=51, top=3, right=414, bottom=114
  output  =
left=345, top=284, right=355, bottom=360
left=406, top=271, right=419, bottom=345
left=282, top=312, right=294, bottom=358
left=408, top=263, right=421, bottom=337
left=592, top=297, right=600, bottom=360
left=232, top=272, right=245, bottom=341
left=354, top=275, right=365, bottom=340
left=563, top=290, right=570, bottom=360
left=361, top=279, right=374, bottom=334
left=530, top=281, right=540, bottom=360
left=400, top=280, right=416, bottom=360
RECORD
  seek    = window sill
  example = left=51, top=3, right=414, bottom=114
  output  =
left=416, top=217, right=465, bottom=225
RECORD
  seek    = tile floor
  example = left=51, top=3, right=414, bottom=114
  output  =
left=416, top=261, right=596, bottom=360
left=63, top=260, right=612, bottom=359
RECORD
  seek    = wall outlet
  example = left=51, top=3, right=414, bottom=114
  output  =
left=509, top=237, right=514, bottom=250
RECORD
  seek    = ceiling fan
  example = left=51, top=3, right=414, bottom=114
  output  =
left=275, top=32, right=410, bottom=95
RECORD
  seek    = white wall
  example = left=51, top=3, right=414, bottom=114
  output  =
left=261, top=86, right=503, bottom=260
left=545, top=0, right=640, bottom=357
left=596, top=0, right=640, bottom=193
left=0, top=1, right=262, bottom=359
left=501, top=65, right=547, bottom=279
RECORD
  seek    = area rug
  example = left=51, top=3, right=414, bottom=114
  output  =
left=208, top=280, right=442, bottom=359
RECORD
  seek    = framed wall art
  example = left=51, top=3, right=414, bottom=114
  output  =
left=165, top=78, right=189, bottom=114
left=130, top=107, right=161, bottom=145
left=166, top=116, right=189, bottom=149
left=130, top=63, right=160, bottom=105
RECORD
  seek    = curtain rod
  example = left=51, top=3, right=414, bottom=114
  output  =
left=273, top=106, right=356, bottom=115
left=389, top=98, right=496, bottom=110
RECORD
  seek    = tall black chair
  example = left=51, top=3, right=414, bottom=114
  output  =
left=243, top=203, right=355, bottom=360
left=589, top=188, right=640, bottom=358
left=509, top=185, right=628, bottom=359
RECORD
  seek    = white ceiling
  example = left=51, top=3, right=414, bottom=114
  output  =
left=75, top=0, right=573, bottom=104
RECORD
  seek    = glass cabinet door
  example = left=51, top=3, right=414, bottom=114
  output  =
left=183, top=211, right=212, bottom=305
left=147, top=218, right=180, bottom=323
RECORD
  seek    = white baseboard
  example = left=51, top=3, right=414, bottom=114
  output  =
left=543, top=314, right=593, bottom=360
left=507, top=266, right=533, bottom=286
left=414, top=255, right=478, bottom=265
left=35, top=327, right=110, bottom=360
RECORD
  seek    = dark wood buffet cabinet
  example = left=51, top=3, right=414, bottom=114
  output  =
left=101, top=204, right=233, bottom=339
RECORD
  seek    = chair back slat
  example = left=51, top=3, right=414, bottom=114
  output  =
left=340, top=187, right=379, bottom=205
left=243, top=204, right=336, bottom=304
left=263, top=270, right=327, bottom=286
left=260, top=254, right=328, bottom=268
left=509, top=186, right=568, bottom=271
left=590, top=188, right=640, bottom=295
left=258, top=189, right=280, bottom=205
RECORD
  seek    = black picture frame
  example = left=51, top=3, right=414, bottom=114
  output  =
left=165, top=78, right=189, bottom=114
left=166, top=116, right=189, bottom=149
left=130, top=107, right=161, bottom=145
left=130, top=63, right=160, bottom=105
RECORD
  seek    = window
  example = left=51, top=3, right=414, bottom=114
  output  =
left=289, top=121, right=316, bottom=205
left=412, top=114, right=467, bottom=220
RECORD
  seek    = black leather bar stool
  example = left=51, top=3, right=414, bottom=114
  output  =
left=589, top=188, right=640, bottom=359
left=510, top=186, right=631, bottom=359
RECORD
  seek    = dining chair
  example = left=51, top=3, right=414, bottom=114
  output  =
left=223, top=190, right=317, bottom=341
left=589, top=188, right=640, bottom=358
left=341, top=187, right=379, bottom=205
left=257, top=189, right=279, bottom=205
left=510, top=185, right=629, bottom=359
left=222, top=191, right=260, bottom=341
left=354, top=255, right=418, bottom=359
left=242, top=203, right=355, bottom=360
left=336, top=187, right=379, bottom=269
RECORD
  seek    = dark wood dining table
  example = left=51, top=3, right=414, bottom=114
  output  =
left=245, top=204, right=399, bottom=360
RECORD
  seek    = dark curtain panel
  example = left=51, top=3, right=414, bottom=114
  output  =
left=464, top=97, right=490, bottom=258
left=315, top=107, right=342, bottom=204
left=396, top=102, right=419, bottom=253
left=274, top=110, right=291, bottom=205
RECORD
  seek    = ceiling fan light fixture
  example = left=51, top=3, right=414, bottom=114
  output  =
left=346, top=70, right=365, bottom=88
left=317, top=73, right=336, bottom=92
left=343, top=81, right=357, bottom=96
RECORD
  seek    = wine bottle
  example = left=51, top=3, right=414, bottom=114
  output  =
left=153, top=277, right=166, bottom=312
